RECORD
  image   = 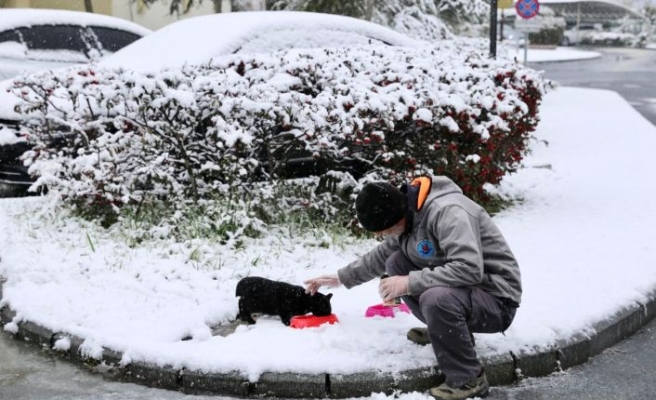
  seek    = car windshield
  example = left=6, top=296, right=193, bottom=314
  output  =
left=89, top=26, right=142, bottom=53
left=17, top=25, right=87, bottom=53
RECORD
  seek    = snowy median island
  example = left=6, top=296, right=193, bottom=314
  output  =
left=2, top=86, right=656, bottom=384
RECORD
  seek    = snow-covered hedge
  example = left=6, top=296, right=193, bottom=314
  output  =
left=580, top=31, right=640, bottom=47
left=12, top=41, right=548, bottom=234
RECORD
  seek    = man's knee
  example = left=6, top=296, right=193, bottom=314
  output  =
left=419, top=286, right=470, bottom=316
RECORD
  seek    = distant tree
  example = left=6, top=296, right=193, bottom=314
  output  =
left=139, top=0, right=235, bottom=14
left=270, top=0, right=368, bottom=18
left=138, top=0, right=485, bottom=38
left=645, top=5, right=656, bottom=23
left=271, top=0, right=486, bottom=34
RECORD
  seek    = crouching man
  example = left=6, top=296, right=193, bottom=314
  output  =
left=305, top=176, right=521, bottom=400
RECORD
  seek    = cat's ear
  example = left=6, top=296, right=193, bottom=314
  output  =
left=325, top=293, right=333, bottom=300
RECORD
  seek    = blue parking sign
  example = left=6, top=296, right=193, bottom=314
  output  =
left=515, top=0, right=540, bottom=19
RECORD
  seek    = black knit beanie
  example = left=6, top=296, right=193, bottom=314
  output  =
left=355, top=182, right=406, bottom=232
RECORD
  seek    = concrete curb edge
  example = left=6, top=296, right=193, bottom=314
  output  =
left=1, top=276, right=655, bottom=398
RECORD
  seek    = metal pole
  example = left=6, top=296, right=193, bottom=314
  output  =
left=576, top=2, right=581, bottom=43
left=523, top=32, right=529, bottom=64
left=490, top=0, right=498, bottom=58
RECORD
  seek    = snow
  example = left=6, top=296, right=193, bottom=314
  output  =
left=501, top=44, right=601, bottom=63
left=0, top=8, right=152, bottom=37
left=1, top=85, right=656, bottom=387
left=99, top=11, right=421, bottom=73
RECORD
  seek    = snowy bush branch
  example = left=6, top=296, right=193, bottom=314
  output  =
left=12, top=40, right=549, bottom=237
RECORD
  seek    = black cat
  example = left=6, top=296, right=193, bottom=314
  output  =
left=235, top=276, right=333, bottom=326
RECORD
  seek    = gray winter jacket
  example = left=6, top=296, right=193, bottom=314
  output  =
left=337, top=176, right=522, bottom=305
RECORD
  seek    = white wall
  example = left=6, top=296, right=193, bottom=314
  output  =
left=112, top=0, right=231, bottom=31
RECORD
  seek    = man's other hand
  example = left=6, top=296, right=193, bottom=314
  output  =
left=379, top=275, right=409, bottom=301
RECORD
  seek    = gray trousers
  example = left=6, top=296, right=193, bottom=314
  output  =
left=386, top=251, right=517, bottom=387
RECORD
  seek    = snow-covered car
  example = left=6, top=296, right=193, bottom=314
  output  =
left=498, top=25, right=526, bottom=46
left=0, top=11, right=420, bottom=192
left=561, top=24, right=599, bottom=46
left=0, top=9, right=151, bottom=80
left=0, top=9, right=151, bottom=190
left=98, top=11, right=420, bottom=72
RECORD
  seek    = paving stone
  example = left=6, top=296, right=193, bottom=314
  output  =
left=590, top=303, right=645, bottom=357
left=252, top=372, right=326, bottom=398
left=329, top=371, right=395, bottom=398
left=182, top=370, right=250, bottom=397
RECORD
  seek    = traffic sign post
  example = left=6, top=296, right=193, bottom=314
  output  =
left=515, top=0, right=540, bottom=20
left=514, top=0, right=540, bottom=65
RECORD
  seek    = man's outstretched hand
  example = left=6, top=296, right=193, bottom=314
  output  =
left=304, top=274, right=341, bottom=295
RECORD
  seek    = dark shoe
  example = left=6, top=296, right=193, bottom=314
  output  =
left=407, top=327, right=430, bottom=346
left=429, top=372, right=489, bottom=400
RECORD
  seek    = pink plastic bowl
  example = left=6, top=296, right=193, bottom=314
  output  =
left=290, top=314, right=339, bottom=329
left=365, top=303, right=411, bottom=318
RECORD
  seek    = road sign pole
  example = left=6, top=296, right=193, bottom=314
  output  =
left=490, top=0, right=498, bottom=58
left=524, top=32, right=529, bottom=64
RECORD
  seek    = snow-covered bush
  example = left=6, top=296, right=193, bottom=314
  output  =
left=528, top=15, right=566, bottom=45
left=12, top=41, right=548, bottom=235
left=580, top=31, right=640, bottom=47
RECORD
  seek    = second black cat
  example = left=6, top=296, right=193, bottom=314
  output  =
left=236, top=276, right=333, bottom=326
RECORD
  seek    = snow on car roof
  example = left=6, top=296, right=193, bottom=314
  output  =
left=0, top=8, right=152, bottom=37
left=100, top=11, right=422, bottom=73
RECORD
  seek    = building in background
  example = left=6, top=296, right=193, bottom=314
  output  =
left=112, top=0, right=223, bottom=30
left=0, top=0, right=111, bottom=15
left=0, top=0, right=234, bottom=30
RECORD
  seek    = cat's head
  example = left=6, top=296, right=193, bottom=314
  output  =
left=310, top=292, right=333, bottom=316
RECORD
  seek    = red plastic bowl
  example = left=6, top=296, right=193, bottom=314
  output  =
left=365, top=303, right=411, bottom=318
left=290, top=314, right=339, bottom=329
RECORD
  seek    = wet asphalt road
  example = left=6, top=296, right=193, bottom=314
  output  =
left=0, top=334, right=219, bottom=400
left=534, top=47, right=656, bottom=126
left=491, top=316, right=656, bottom=400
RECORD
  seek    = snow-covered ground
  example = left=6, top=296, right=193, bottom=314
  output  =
left=2, top=85, right=655, bottom=382
left=501, top=45, right=601, bottom=63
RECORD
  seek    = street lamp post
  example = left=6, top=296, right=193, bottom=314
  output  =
left=490, top=0, right=499, bottom=58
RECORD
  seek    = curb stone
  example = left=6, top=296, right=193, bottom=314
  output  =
left=589, top=302, right=645, bottom=357
left=554, top=333, right=590, bottom=370
left=253, top=372, right=326, bottom=398
left=182, top=370, right=251, bottom=397
left=512, top=345, right=560, bottom=379
left=1, top=275, right=655, bottom=398
left=330, top=371, right=396, bottom=398
left=480, top=353, right=515, bottom=385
